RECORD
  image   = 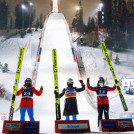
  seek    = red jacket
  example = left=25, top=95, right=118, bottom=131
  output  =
left=17, top=86, right=43, bottom=108
left=87, top=81, right=116, bottom=105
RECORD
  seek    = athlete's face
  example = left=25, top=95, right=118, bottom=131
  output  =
left=99, top=81, right=104, bottom=87
left=26, top=81, right=31, bottom=87
left=99, top=81, right=104, bottom=84
left=67, top=82, right=73, bottom=87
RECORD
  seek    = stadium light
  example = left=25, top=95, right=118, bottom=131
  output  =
left=21, top=4, right=26, bottom=10
left=76, top=6, right=80, bottom=11
left=99, top=3, right=103, bottom=11
left=29, top=2, right=33, bottom=6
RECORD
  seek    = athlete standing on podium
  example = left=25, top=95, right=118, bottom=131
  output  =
left=87, top=77, right=116, bottom=126
left=16, top=78, right=43, bottom=121
left=58, top=78, right=85, bottom=120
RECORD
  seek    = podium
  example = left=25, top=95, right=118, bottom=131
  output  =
left=100, top=119, right=134, bottom=132
left=55, top=120, right=90, bottom=133
left=2, top=120, right=39, bottom=133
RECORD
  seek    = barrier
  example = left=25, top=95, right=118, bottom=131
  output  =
left=2, top=120, right=39, bottom=133
left=0, top=113, right=8, bottom=121
left=120, top=112, right=134, bottom=119
left=100, top=119, right=134, bottom=132
left=55, top=120, right=90, bottom=133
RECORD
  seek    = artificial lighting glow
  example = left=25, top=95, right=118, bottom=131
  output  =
left=99, top=3, right=103, bottom=8
left=53, top=0, right=58, bottom=12
left=97, top=3, right=103, bottom=11
left=29, top=2, right=33, bottom=6
left=76, top=6, right=80, bottom=10
left=21, top=4, right=26, bottom=9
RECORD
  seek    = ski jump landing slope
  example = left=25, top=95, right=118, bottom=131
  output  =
left=33, top=13, right=97, bottom=133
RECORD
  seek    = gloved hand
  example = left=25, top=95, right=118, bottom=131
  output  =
left=87, top=78, right=90, bottom=82
left=54, top=91, right=59, bottom=98
left=40, top=86, right=43, bottom=89
left=13, top=86, right=15, bottom=92
left=79, top=80, right=83, bottom=84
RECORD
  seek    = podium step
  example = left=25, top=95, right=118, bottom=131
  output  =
left=55, top=120, right=90, bottom=133
left=2, top=120, right=40, bottom=134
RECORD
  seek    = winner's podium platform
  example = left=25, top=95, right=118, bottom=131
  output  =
left=2, top=120, right=39, bottom=133
left=100, top=119, right=134, bottom=132
left=55, top=120, right=90, bottom=133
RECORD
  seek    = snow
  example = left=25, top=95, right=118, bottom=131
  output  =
left=0, top=12, right=134, bottom=133
left=0, top=30, right=41, bottom=131
left=80, top=46, right=134, bottom=117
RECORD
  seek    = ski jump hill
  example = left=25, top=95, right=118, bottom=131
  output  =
left=32, top=12, right=96, bottom=133
left=1, top=11, right=133, bottom=133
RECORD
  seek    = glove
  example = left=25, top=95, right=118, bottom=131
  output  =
left=54, top=91, right=59, bottom=98
left=40, top=86, right=43, bottom=89
left=87, top=78, right=90, bottom=82
left=79, top=80, right=83, bottom=84
left=13, top=86, right=15, bottom=92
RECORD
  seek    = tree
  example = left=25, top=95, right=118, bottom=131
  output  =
left=114, top=54, right=120, bottom=65
left=110, top=51, right=113, bottom=61
left=0, top=84, right=6, bottom=98
left=35, top=18, right=40, bottom=31
left=86, top=17, right=95, bottom=33
left=2, top=63, right=9, bottom=73
left=105, top=78, right=109, bottom=85
left=0, top=62, right=2, bottom=69
left=0, top=0, right=8, bottom=29
left=39, top=13, right=43, bottom=29
left=71, top=0, right=84, bottom=33
left=15, top=1, right=36, bottom=29
left=10, top=17, right=13, bottom=29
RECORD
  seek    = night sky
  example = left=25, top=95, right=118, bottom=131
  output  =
left=6, top=0, right=100, bottom=25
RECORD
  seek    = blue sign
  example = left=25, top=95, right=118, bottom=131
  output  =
left=102, top=122, right=116, bottom=129
left=120, top=114, right=133, bottom=119
left=23, top=124, right=38, bottom=131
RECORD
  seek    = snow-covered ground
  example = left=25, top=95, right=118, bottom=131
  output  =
left=80, top=46, right=134, bottom=117
left=0, top=30, right=41, bottom=132
left=0, top=12, right=134, bottom=133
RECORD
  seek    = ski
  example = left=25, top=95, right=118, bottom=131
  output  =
left=52, top=49, right=61, bottom=120
left=9, top=48, right=25, bottom=120
left=101, top=42, right=128, bottom=111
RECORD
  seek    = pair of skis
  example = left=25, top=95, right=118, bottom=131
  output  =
left=9, top=48, right=25, bottom=120
left=52, top=49, right=61, bottom=120
left=101, top=42, right=128, bottom=111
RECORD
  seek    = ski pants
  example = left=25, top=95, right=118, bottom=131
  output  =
left=20, top=107, right=35, bottom=121
left=97, top=104, right=109, bottom=126
left=65, top=115, right=77, bottom=120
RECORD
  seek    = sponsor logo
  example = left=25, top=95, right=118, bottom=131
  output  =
left=102, top=122, right=116, bottom=129
left=67, top=124, right=80, bottom=129
left=23, top=124, right=39, bottom=131
left=118, top=121, right=131, bottom=128
left=0, top=113, right=8, bottom=120
left=6, top=123, right=20, bottom=129
left=58, top=123, right=88, bottom=129
left=17, top=48, right=23, bottom=72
